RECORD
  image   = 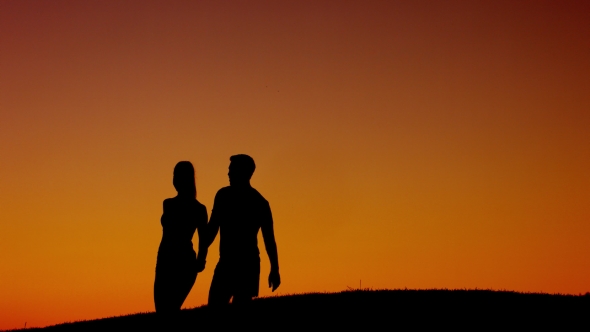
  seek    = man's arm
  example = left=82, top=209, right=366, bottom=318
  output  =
left=204, top=191, right=223, bottom=249
left=261, top=202, right=280, bottom=291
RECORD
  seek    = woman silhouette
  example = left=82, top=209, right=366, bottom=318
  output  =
left=154, top=161, right=208, bottom=314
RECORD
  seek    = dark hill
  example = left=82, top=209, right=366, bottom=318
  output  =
left=12, top=289, right=590, bottom=331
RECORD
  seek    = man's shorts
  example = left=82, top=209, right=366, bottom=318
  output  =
left=209, top=257, right=261, bottom=301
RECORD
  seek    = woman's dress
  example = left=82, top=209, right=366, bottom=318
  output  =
left=154, top=197, right=207, bottom=313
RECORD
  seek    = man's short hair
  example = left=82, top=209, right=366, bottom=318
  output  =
left=230, top=154, right=256, bottom=178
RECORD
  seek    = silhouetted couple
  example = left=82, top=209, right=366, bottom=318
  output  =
left=153, top=154, right=281, bottom=315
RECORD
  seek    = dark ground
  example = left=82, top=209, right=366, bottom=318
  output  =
left=10, top=289, right=590, bottom=331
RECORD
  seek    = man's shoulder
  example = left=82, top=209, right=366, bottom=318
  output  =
left=214, top=186, right=232, bottom=200
left=216, top=186, right=232, bottom=194
left=215, top=186, right=269, bottom=205
left=249, top=187, right=269, bottom=205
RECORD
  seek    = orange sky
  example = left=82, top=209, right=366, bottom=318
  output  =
left=1, top=0, right=589, bottom=329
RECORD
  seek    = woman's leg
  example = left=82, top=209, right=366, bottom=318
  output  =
left=175, top=266, right=198, bottom=310
left=154, top=271, right=175, bottom=313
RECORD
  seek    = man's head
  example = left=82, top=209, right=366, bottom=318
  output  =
left=228, top=154, right=256, bottom=186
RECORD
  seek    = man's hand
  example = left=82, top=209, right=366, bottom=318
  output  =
left=195, top=258, right=206, bottom=273
left=268, top=269, right=281, bottom=292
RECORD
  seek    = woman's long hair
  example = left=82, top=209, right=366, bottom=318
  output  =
left=173, top=161, right=197, bottom=198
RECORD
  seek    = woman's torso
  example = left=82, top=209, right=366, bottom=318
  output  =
left=158, top=197, right=206, bottom=259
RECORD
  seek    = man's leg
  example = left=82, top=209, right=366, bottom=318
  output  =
left=208, top=263, right=232, bottom=307
left=232, top=294, right=253, bottom=304
left=231, top=260, right=258, bottom=305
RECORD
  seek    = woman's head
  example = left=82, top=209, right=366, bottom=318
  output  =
left=173, top=161, right=196, bottom=198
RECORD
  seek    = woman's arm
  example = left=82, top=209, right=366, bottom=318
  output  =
left=195, top=205, right=209, bottom=272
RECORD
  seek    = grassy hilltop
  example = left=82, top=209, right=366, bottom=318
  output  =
left=12, top=289, right=590, bottom=331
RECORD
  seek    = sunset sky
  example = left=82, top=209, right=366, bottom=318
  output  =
left=1, top=0, right=589, bottom=329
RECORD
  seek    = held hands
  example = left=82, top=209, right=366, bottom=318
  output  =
left=268, top=269, right=281, bottom=292
left=195, top=258, right=206, bottom=273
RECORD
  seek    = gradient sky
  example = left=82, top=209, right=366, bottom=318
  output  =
left=1, top=0, right=589, bottom=329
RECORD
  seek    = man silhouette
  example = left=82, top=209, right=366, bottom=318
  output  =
left=206, top=154, right=281, bottom=305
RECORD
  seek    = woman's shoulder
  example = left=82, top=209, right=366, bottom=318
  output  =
left=162, top=198, right=174, bottom=208
left=163, top=197, right=188, bottom=209
left=164, top=196, right=206, bottom=211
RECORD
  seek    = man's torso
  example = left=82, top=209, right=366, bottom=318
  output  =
left=213, top=186, right=270, bottom=262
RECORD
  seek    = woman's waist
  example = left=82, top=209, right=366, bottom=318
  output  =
left=158, top=239, right=195, bottom=251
